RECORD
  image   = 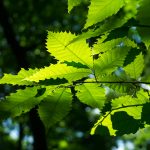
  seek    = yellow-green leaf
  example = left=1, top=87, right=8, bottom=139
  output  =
left=84, top=0, right=125, bottom=28
left=124, top=53, right=144, bottom=79
left=24, top=64, right=92, bottom=83
left=46, top=31, right=93, bottom=68
left=76, top=83, right=106, bottom=109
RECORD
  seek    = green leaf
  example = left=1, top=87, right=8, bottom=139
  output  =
left=100, top=73, right=133, bottom=93
left=137, top=0, right=150, bottom=49
left=38, top=88, right=72, bottom=130
left=84, top=0, right=125, bottom=28
left=137, top=89, right=150, bottom=101
left=141, top=103, right=150, bottom=124
left=24, top=63, right=92, bottom=83
left=46, top=31, right=93, bottom=68
left=91, top=92, right=149, bottom=135
left=94, top=47, right=129, bottom=79
left=111, top=95, right=148, bottom=134
left=111, top=111, right=141, bottom=135
left=111, top=95, right=148, bottom=119
left=124, top=53, right=144, bottom=79
left=76, top=83, right=106, bottom=109
left=0, top=68, right=38, bottom=85
left=58, top=0, right=139, bottom=45
left=91, top=111, right=116, bottom=135
left=124, top=0, right=140, bottom=17
left=93, top=37, right=137, bottom=54
left=69, top=8, right=136, bottom=45
left=68, top=0, right=82, bottom=12
left=0, top=87, right=47, bottom=118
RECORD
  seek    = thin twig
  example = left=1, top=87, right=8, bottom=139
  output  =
left=55, top=81, right=150, bottom=89
left=134, top=24, right=150, bottom=28
left=74, top=81, right=150, bottom=84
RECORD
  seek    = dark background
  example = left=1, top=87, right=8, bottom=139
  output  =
left=0, top=0, right=150, bottom=150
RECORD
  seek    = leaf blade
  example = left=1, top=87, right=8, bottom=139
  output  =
left=38, top=88, right=72, bottom=129
left=24, top=64, right=92, bottom=83
left=46, top=31, right=93, bottom=68
left=76, top=83, right=106, bottom=109
left=84, top=0, right=125, bottom=28
left=124, top=53, right=144, bottom=79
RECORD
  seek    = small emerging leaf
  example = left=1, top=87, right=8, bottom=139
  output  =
left=68, top=0, right=82, bottom=12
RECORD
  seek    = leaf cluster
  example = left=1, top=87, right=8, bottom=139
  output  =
left=0, top=0, right=150, bottom=136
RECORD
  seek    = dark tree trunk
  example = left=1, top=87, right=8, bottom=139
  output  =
left=29, top=107, right=48, bottom=150
left=17, top=123, right=24, bottom=150
left=0, top=1, right=48, bottom=150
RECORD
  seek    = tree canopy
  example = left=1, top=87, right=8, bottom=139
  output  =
left=0, top=0, right=150, bottom=149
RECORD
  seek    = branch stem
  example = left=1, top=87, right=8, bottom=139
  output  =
left=74, top=81, right=150, bottom=84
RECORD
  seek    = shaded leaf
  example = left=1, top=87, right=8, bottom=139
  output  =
left=111, top=111, right=141, bottom=135
left=0, top=87, right=48, bottom=119
left=137, top=0, right=150, bottom=48
left=141, top=103, right=150, bottom=124
left=38, top=88, right=72, bottom=130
